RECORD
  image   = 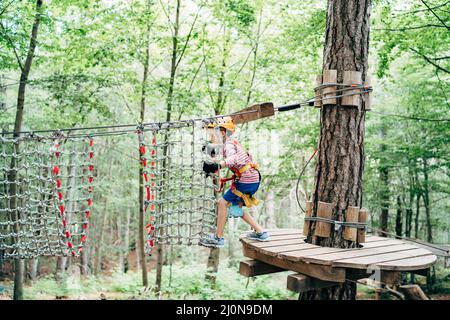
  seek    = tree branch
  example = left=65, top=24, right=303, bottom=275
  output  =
left=175, top=3, right=203, bottom=70
left=0, top=21, right=23, bottom=70
left=0, top=0, right=16, bottom=17
left=410, top=47, right=450, bottom=74
left=373, top=24, right=447, bottom=31
left=420, top=0, right=450, bottom=30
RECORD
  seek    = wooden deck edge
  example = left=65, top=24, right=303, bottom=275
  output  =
left=242, top=245, right=346, bottom=283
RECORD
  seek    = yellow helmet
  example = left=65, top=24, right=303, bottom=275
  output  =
left=216, top=116, right=235, bottom=132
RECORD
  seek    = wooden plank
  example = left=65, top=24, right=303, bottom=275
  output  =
left=314, top=201, right=332, bottom=238
left=341, top=70, right=362, bottom=107
left=304, top=244, right=420, bottom=264
left=302, top=201, right=313, bottom=236
left=332, top=248, right=432, bottom=268
left=239, top=259, right=286, bottom=277
left=280, top=246, right=344, bottom=260
left=343, top=206, right=359, bottom=241
left=322, top=70, right=337, bottom=105
left=261, top=243, right=318, bottom=254
left=242, top=245, right=346, bottom=282
left=246, top=238, right=306, bottom=249
left=231, top=102, right=274, bottom=124
left=314, top=75, right=323, bottom=108
left=287, top=273, right=337, bottom=293
left=362, top=235, right=393, bottom=243
left=357, top=208, right=368, bottom=243
left=376, top=255, right=437, bottom=271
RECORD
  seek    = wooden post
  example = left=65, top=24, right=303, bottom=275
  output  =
left=303, top=201, right=313, bottom=236
left=341, top=71, right=362, bottom=107
left=358, top=208, right=368, bottom=243
left=343, top=206, right=359, bottom=241
left=363, top=76, right=371, bottom=111
left=322, top=70, right=337, bottom=105
left=314, top=75, right=323, bottom=108
left=314, top=201, right=333, bottom=238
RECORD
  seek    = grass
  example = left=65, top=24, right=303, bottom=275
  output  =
left=15, top=259, right=297, bottom=300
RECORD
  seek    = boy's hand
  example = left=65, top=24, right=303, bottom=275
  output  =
left=202, top=162, right=219, bottom=175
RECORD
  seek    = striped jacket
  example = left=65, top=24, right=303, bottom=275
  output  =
left=223, top=138, right=260, bottom=184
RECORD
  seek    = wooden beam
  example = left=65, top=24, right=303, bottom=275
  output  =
left=239, top=259, right=286, bottom=277
left=242, top=245, right=346, bottom=282
left=346, top=268, right=402, bottom=286
left=343, top=206, right=359, bottom=241
left=231, top=102, right=274, bottom=124
left=287, top=273, right=338, bottom=293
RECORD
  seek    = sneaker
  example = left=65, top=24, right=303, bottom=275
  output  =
left=199, top=233, right=225, bottom=248
left=246, top=231, right=269, bottom=242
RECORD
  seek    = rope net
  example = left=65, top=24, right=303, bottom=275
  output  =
left=0, top=120, right=218, bottom=259
left=139, top=121, right=217, bottom=255
left=0, top=134, right=94, bottom=259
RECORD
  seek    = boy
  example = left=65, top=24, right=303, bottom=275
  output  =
left=200, top=117, right=269, bottom=248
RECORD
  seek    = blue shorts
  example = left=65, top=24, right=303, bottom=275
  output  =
left=223, top=181, right=260, bottom=206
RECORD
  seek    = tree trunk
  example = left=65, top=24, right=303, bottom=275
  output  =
left=395, top=195, right=403, bottom=239
left=138, top=13, right=151, bottom=288
left=8, top=0, right=43, bottom=300
left=379, top=128, right=389, bottom=236
left=156, top=0, right=181, bottom=292
left=304, top=0, right=371, bottom=301
left=422, top=159, right=432, bottom=243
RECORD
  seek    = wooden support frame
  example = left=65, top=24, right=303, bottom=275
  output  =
left=363, top=76, right=372, bottom=111
left=242, top=245, right=346, bottom=282
left=287, top=273, right=338, bottom=293
left=239, top=259, right=286, bottom=277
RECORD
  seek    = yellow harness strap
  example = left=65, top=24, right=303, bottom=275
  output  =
left=231, top=188, right=260, bottom=208
left=238, top=163, right=259, bottom=174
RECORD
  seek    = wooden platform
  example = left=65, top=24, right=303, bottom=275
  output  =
left=240, top=229, right=437, bottom=284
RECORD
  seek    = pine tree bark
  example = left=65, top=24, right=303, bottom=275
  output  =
left=304, top=0, right=371, bottom=300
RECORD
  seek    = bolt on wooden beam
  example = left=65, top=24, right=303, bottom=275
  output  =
left=343, top=206, right=359, bottom=241
left=314, top=201, right=333, bottom=238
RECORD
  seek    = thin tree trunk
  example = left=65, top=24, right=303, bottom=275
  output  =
left=8, top=0, right=43, bottom=301
left=379, top=128, right=389, bottom=236
left=303, top=0, right=371, bottom=300
left=422, top=159, right=432, bottom=243
left=156, top=0, right=181, bottom=292
left=138, top=13, right=151, bottom=288
left=395, top=195, right=403, bottom=239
